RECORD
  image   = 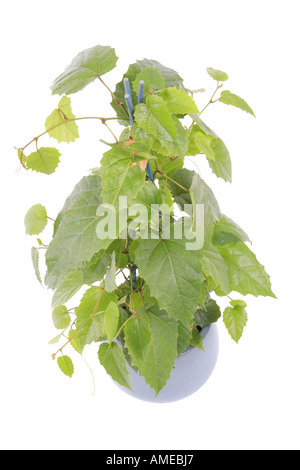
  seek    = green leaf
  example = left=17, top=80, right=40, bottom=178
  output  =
left=207, top=67, right=229, bottom=82
left=98, top=342, right=132, bottom=391
left=100, top=143, right=147, bottom=206
left=168, top=170, right=221, bottom=240
left=213, top=214, right=251, bottom=247
left=53, top=175, right=101, bottom=235
left=75, top=287, right=117, bottom=348
left=133, top=67, right=165, bottom=96
left=160, top=87, right=199, bottom=114
left=68, top=328, right=83, bottom=355
left=57, top=356, right=74, bottom=378
left=189, top=117, right=232, bottom=182
left=51, top=252, right=110, bottom=308
left=124, top=306, right=178, bottom=395
left=135, top=96, right=189, bottom=158
left=219, top=90, right=255, bottom=117
left=208, top=138, right=232, bottom=183
left=45, top=96, right=79, bottom=143
left=177, top=321, right=192, bottom=355
left=104, top=301, right=119, bottom=343
left=45, top=175, right=109, bottom=289
left=136, top=59, right=183, bottom=88
left=132, top=228, right=203, bottom=327
left=26, top=147, right=61, bottom=175
left=190, top=327, right=204, bottom=351
left=188, top=130, right=215, bottom=160
left=51, top=45, right=118, bottom=95
left=25, top=204, right=48, bottom=235
left=194, top=299, right=221, bottom=328
left=223, top=301, right=248, bottom=343
left=31, top=247, right=43, bottom=285
left=218, top=242, right=276, bottom=298
left=190, top=172, right=221, bottom=239
left=200, top=242, right=229, bottom=293
left=52, top=305, right=71, bottom=330
left=112, top=59, right=183, bottom=125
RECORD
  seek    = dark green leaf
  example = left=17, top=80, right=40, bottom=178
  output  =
left=124, top=306, right=178, bottom=395
left=194, top=299, right=221, bottom=328
left=132, top=227, right=203, bottom=327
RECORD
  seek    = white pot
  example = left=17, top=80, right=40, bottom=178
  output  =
left=114, top=324, right=219, bottom=403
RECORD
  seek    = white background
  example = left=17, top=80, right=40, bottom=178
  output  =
left=1, top=0, right=299, bottom=451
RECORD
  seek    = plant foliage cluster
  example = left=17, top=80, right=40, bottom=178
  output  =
left=20, top=45, right=275, bottom=395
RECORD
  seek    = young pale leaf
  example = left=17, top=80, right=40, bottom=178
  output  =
left=223, top=301, right=248, bottom=343
left=207, top=67, right=229, bottom=82
left=45, top=96, right=79, bottom=143
left=25, top=204, right=48, bottom=235
left=219, top=90, right=255, bottom=117
left=26, top=147, right=61, bottom=175
left=160, top=87, right=199, bottom=114
left=68, top=328, right=83, bottom=355
left=133, top=67, right=165, bottom=96
left=31, top=247, right=43, bottom=285
left=57, top=356, right=74, bottom=378
left=124, top=306, right=178, bottom=395
left=218, top=242, right=276, bottom=298
left=104, top=301, right=119, bottom=343
left=52, top=305, right=71, bottom=330
left=133, top=228, right=203, bottom=327
left=51, top=45, right=118, bottom=95
left=98, top=342, right=132, bottom=391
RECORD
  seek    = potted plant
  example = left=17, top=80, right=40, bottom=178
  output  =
left=19, top=45, right=275, bottom=403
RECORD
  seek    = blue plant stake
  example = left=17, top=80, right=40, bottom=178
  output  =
left=138, top=80, right=145, bottom=104
left=132, top=264, right=137, bottom=290
left=124, top=79, right=154, bottom=289
left=124, top=94, right=134, bottom=126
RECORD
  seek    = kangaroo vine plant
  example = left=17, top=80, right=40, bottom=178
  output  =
left=19, top=45, right=275, bottom=395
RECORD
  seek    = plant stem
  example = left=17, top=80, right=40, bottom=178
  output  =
left=18, top=116, right=126, bottom=167
left=112, top=313, right=135, bottom=343
left=199, top=82, right=223, bottom=115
